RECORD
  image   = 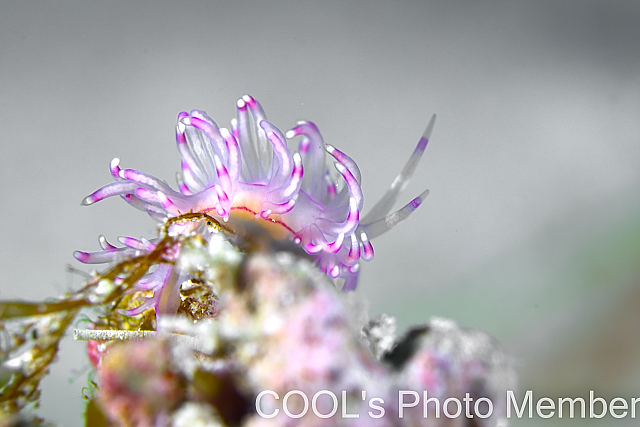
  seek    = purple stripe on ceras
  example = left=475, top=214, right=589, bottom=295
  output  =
left=176, top=114, right=209, bottom=185
left=325, top=144, right=362, bottom=184
left=347, top=235, right=361, bottom=263
left=231, top=122, right=240, bottom=140
left=288, top=123, right=326, bottom=199
left=322, top=233, right=345, bottom=254
left=260, top=197, right=296, bottom=216
left=220, top=128, right=240, bottom=185
left=416, top=136, right=429, bottom=153
left=135, top=187, right=160, bottom=204
left=243, top=94, right=258, bottom=109
left=140, top=238, right=157, bottom=251
left=109, top=158, right=122, bottom=178
left=123, top=297, right=158, bottom=316
left=236, top=97, right=248, bottom=110
left=119, top=237, right=147, bottom=250
left=315, top=200, right=358, bottom=236
left=288, top=121, right=321, bottom=144
left=157, top=192, right=178, bottom=213
left=178, top=181, right=190, bottom=194
left=334, top=163, right=363, bottom=211
left=74, top=248, right=126, bottom=264
left=73, top=251, right=91, bottom=263
left=408, top=195, right=423, bottom=211
left=326, top=178, right=337, bottom=199
left=136, top=265, right=169, bottom=291
left=214, top=156, right=231, bottom=181
left=181, top=160, right=196, bottom=181
left=175, top=113, right=206, bottom=180
left=123, top=193, right=136, bottom=204
left=212, top=155, right=232, bottom=195
left=344, top=199, right=360, bottom=233
left=360, top=232, right=374, bottom=262
left=298, top=137, right=310, bottom=154
left=82, top=181, right=139, bottom=205
left=291, top=155, right=303, bottom=180
left=99, top=235, right=117, bottom=250
left=329, top=265, right=340, bottom=278
left=304, top=242, right=323, bottom=254
left=122, top=168, right=161, bottom=190
left=190, top=116, right=228, bottom=163
left=176, top=112, right=189, bottom=145
left=278, top=154, right=303, bottom=200
left=235, top=97, right=263, bottom=182
left=264, top=128, right=292, bottom=179
left=214, top=184, right=229, bottom=217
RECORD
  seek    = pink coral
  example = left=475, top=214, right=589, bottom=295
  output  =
left=97, top=339, right=186, bottom=426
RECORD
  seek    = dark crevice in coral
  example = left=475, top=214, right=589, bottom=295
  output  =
left=191, top=368, right=253, bottom=426
left=382, top=325, right=430, bottom=370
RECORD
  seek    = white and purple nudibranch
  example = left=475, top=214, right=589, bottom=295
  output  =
left=75, top=96, right=435, bottom=316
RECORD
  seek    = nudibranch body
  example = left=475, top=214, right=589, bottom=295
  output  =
left=76, top=95, right=435, bottom=316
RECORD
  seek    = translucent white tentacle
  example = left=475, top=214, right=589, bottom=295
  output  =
left=361, top=189, right=430, bottom=239
left=362, top=114, right=436, bottom=223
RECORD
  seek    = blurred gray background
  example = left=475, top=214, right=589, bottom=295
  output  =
left=1, top=1, right=639, bottom=426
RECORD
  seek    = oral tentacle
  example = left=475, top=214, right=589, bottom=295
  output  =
left=362, top=114, right=436, bottom=223
left=361, top=189, right=430, bottom=239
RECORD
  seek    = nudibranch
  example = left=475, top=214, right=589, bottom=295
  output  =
left=75, top=95, right=435, bottom=316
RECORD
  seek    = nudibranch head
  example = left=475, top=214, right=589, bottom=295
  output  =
left=75, top=95, right=435, bottom=316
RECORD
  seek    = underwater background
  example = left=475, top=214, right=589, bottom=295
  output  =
left=0, top=1, right=639, bottom=426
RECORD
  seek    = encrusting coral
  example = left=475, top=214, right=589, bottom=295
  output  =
left=1, top=218, right=514, bottom=426
left=0, top=97, right=515, bottom=426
